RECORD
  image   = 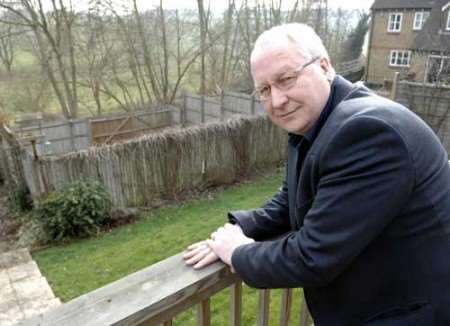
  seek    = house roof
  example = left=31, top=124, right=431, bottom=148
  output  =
left=371, top=0, right=436, bottom=10
left=415, top=0, right=450, bottom=52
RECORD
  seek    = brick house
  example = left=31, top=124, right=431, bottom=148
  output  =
left=365, top=0, right=450, bottom=86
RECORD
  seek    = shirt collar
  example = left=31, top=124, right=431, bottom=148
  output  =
left=303, top=76, right=338, bottom=143
left=288, top=75, right=356, bottom=147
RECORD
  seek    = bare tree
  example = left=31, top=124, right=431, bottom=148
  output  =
left=76, top=3, right=114, bottom=116
left=0, top=0, right=80, bottom=119
left=197, top=0, right=207, bottom=95
left=0, top=14, right=20, bottom=73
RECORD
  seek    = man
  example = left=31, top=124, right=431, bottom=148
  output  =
left=183, top=23, right=450, bottom=325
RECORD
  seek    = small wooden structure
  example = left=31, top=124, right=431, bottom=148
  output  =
left=18, top=252, right=312, bottom=326
left=90, top=109, right=173, bottom=145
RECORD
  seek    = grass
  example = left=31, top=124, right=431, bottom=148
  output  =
left=32, top=169, right=307, bottom=325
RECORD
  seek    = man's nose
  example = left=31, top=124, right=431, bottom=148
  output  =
left=270, top=86, right=288, bottom=109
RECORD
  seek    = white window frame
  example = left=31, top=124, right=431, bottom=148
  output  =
left=447, top=10, right=450, bottom=30
left=388, top=12, right=403, bottom=32
left=413, top=11, right=430, bottom=30
left=425, top=55, right=450, bottom=83
left=389, top=50, right=411, bottom=67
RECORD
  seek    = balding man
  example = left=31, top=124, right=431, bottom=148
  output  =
left=184, top=23, right=450, bottom=325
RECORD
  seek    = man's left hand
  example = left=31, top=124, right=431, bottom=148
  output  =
left=207, top=223, right=255, bottom=272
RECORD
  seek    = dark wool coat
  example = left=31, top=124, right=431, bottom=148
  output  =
left=229, top=78, right=450, bottom=325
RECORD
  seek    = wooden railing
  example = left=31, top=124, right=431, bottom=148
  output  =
left=18, top=252, right=312, bottom=326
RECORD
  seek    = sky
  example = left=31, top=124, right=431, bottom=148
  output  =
left=29, top=0, right=374, bottom=14
left=141, top=0, right=375, bottom=12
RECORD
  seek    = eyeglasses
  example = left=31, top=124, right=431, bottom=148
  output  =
left=253, top=56, right=321, bottom=101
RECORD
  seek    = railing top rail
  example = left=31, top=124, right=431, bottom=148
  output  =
left=19, top=253, right=238, bottom=326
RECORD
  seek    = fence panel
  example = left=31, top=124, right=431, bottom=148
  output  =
left=180, top=92, right=265, bottom=125
left=13, top=119, right=90, bottom=156
left=24, top=116, right=287, bottom=207
left=90, top=110, right=173, bottom=145
left=395, top=82, right=450, bottom=153
left=184, top=95, right=222, bottom=124
left=223, top=92, right=265, bottom=116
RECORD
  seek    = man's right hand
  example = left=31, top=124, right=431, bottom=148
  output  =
left=183, top=240, right=219, bottom=269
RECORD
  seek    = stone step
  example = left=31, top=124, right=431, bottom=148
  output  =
left=0, top=249, right=61, bottom=325
left=0, top=240, right=14, bottom=254
left=0, top=249, right=31, bottom=269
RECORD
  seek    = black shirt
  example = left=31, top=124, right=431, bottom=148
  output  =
left=289, top=75, right=345, bottom=179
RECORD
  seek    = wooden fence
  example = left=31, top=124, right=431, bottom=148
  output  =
left=13, top=118, right=90, bottom=156
left=18, top=252, right=312, bottom=326
left=90, top=109, right=173, bottom=145
left=392, top=78, right=450, bottom=153
left=12, top=109, right=175, bottom=157
left=12, top=91, right=266, bottom=158
left=22, top=116, right=288, bottom=207
left=172, top=92, right=265, bottom=126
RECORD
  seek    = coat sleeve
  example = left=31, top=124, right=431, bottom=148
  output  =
left=228, top=168, right=292, bottom=241
left=231, top=116, right=415, bottom=288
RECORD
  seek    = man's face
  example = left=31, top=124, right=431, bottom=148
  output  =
left=251, top=45, right=331, bottom=135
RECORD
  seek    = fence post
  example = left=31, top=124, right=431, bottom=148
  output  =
left=201, top=95, right=205, bottom=123
left=39, top=119, right=43, bottom=143
left=181, top=93, right=187, bottom=127
left=69, top=119, right=75, bottom=151
left=220, top=91, right=225, bottom=121
left=250, top=94, right=256, bottom=115
left=0, top=139, right=9, bottom=188
left=391, top=72, right=400, bottom=101
left=86, top=118, right=93, bottom=146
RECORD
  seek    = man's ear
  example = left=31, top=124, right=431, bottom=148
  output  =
left=319, top=57, right=334, bottom=81
left=319, top=57, right=331, bottom=75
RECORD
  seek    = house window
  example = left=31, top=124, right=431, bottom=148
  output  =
left=390, top=50, right=411, bottom=67
left=426, top=55, right=450, bottom=84
left=447, top=10, right=450, bottom=30
left=413, top=11, right=430, bottom=30
left=388, top=12, right=402, bottom=32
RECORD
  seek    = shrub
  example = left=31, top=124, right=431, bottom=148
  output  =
left=12, top=183, right=33, bottom=212
left=34, top=179, right=112, bottom=241
left=17, top=216, right=50, bottom=249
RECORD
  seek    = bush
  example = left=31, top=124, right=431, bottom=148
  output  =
left=34, top=179, right=112, bottom=241
left=12, top=184, right=34, bottom=212
left=17, top=216, right=50, bottom=249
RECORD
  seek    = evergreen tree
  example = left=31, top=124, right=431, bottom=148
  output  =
left=342, top=12, right=369, bottom=61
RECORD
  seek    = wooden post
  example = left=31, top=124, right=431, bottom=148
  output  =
left=86, top=118, right=93, bottom=146
left=230, top=281, right=242, bottom=326
left=258, top=289, right=270, bottom=326
left=299, top=295, right=311, bottom=326
left=250, top=94, right=256, bottom=115
left=197, top=299, right=211, bottom=326
left=30, top=139, right=39, bottom=161
left=279, top=289, right=292, bottom=326
left=0, top=138, right=10, bottom=189
left=201, top=95, right=205, bottom=123
left=39, top=119, right=43, bottom=145
left=220, top=91, right=225, bottom=121
left=391, top=72, right=400, bottom=101
left=181, top=93, right=187, bottom=127
left=69, top=119, right=75, bottom=151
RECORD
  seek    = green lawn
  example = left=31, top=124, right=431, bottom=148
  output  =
left=33, top=168, right=307, bottom=325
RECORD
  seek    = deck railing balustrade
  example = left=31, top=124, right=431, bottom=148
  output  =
left=18, top=252, right=312, bottom=326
